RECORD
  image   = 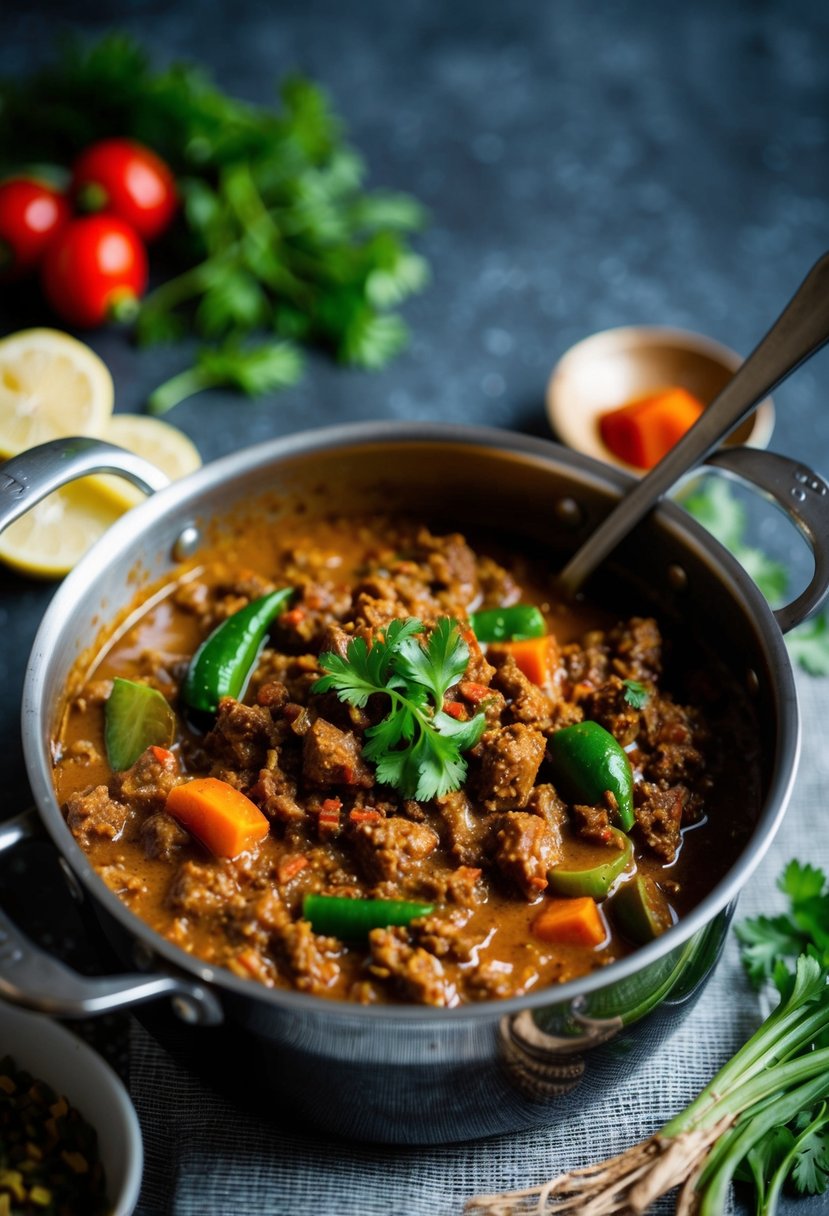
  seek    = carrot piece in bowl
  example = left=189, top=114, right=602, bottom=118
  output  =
left=599, top=386, right=705, bottom=469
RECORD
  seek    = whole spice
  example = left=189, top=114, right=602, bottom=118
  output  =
left=0, top=1055, right=109, bottom=1215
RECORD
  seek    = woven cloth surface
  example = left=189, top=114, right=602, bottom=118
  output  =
left=130, top=670, right=828, bottom=1216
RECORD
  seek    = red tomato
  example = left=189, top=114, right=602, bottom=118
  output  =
left=41, top=215, right=149, bottom=328
left=0, top=177, right=69, bottom=280
left=71, top=138, right=177, bottom=243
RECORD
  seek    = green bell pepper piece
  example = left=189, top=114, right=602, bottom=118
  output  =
left=548, top=719, right=635, bottom=832
left=547, top=828, right=633, bottom=899
left=468, top=603, right=546, bottom=642
left=610, top=873, right=675, bottom=944
left=302, top=893, right=434, bottom=938
left=182, top=587, right=294, bottom=715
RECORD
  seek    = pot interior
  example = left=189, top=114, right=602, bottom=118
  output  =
left=26, top=427, right=795, bottom=1016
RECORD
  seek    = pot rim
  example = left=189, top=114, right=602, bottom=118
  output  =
left=21, top=420, right=800, bottom=1023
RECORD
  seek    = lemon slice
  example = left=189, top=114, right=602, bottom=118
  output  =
left=0, top=480, right=124, bottom=579
left=0, top=328, right=114, bottom=457
left=89, top=414, right=202, bottom=510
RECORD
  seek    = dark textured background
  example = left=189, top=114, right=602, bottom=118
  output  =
left=1, top=2, right=828, bottom=1212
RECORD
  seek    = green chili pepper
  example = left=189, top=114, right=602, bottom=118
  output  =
left=182, top=587, right=294, bottom=715
left=468, top=603, right=546, bottom=642
left=547, top=828, right=633, bottom=899
left=302, top=893, right=434, bottom=938
left=104, top=677, right=176, bottom=771
left=548, top=719, right=635, bottom=832
left=609, top=873, right=675, bottom=943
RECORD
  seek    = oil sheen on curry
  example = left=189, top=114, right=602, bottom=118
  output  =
left=54, top=515, right=760, bottom=1007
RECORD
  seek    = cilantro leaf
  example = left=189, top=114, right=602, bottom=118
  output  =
left=790, top=1104, right=829, bottom=1195
left=786, top=613, right=829, bottom=677
left=736, top=913, right=810, bottom=988
left=314, top=617, right=486, bottom=801
left=621, top=678, right=649, bottom=709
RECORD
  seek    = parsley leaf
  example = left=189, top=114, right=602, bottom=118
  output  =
left=314, top=617, right=486, bottom=801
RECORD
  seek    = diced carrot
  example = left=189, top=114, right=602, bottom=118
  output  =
left=280, top=607, right=306, bottom=627
left=349, top=808, right=383, bottom=823
left=165, top=777, right=270, bottom=859
left=442, top=700, right=467, bottom=720
left=278, top=854, right=309, bottom=883
left=598, top=386, right=705, bottom=470
left=150, top=745, right=176, bottom=764
left=318, top=798, right=342, bottom=835
left=489, top=636, right=555, bottom=686
left=458, top=681, right=493, bottom=704
left=531, top=896, right=607, bottom=948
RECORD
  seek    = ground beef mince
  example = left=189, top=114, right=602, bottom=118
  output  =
left=54, top=516, right=761, bottom=1007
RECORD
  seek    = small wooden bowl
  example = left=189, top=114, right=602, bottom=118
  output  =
left=546, top=326, right=776, bottom=474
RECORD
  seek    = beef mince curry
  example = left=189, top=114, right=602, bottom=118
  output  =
left=53, top=514, right=761, bottom=1007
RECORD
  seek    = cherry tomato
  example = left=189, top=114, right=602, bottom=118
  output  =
left=0, top=177, right=69, bottom=280
left=71, top=138, right=177, bottom=243
left=41, top=215, right=149, bottom=328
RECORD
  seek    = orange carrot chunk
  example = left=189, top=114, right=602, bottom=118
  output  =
left=599, top=386, right=705, bottom=470
left=489, top=636, right=555, bottom=687
left=165, top=777, right=270, bottom=859
left=531, top=895, right=607, bottom=948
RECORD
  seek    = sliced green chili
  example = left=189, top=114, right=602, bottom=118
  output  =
left=302, top=893, right=434, bottom=938
left=547, top=828, right=633, bottom=899
left=182, top=586, right=294, bottom=715
left=468, top=603, right=546, bottom=642
left=548, top=719, right=635, bottom=832
left=104, top=677, right=176, bottom=771
left=610, top=873, right=675, bottom=943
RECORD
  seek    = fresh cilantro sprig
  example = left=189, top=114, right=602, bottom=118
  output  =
left=621, top=678, right=649, bottom=709
left=0, top=35, right=430, bottom=409
left=738, top=860, right=829, bottom=989
left=682, top=477, right=829, bottom=676
left=313, top=617, right=486, bottom=801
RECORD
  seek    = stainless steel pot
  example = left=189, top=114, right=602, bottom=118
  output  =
left=1, top=422, right=827, bottom=1144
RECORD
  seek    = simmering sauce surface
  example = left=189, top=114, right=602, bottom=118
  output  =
left=54, top=513, right=760, bottom=1006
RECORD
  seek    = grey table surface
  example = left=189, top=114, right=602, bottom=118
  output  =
left=1, top=1, right=828, bottom=1212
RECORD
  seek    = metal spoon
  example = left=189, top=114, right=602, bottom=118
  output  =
left=557, top=252, right=829, bottom=595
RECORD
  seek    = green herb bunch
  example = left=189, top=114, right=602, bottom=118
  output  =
left=314, top=617, right=486, bottom=801
left=0, top=34, right=430, bottom=410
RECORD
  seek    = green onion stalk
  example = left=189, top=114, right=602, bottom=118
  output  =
left=464, top=955, right=829, bottom=1216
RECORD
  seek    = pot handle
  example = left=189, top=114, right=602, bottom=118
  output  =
left=0, top=436, right=170, bottom=535
left=702, top=446, right=829, bottom=634
left=0, top=809, right=222, bottom=1025
left=0, top=906, right=222, bottom=1024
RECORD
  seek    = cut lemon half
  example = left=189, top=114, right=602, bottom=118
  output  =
left=0, top=480, right=124, bottom=579
left=90, top=414, right=202, bottom=510
left=0, top=328, right=114, bottom=457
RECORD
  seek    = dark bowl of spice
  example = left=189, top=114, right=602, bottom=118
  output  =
left=0, top=1001, right=142, bottom=1215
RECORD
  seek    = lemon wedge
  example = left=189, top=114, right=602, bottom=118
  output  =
left=89, top=414, right=202, bottom=510
left=0, top=480, right=125, bottom=579
left=0, top=328, right=114, bottom=457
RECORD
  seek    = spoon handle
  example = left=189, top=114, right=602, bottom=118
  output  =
left=558, top=252, right=829, bottom=595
